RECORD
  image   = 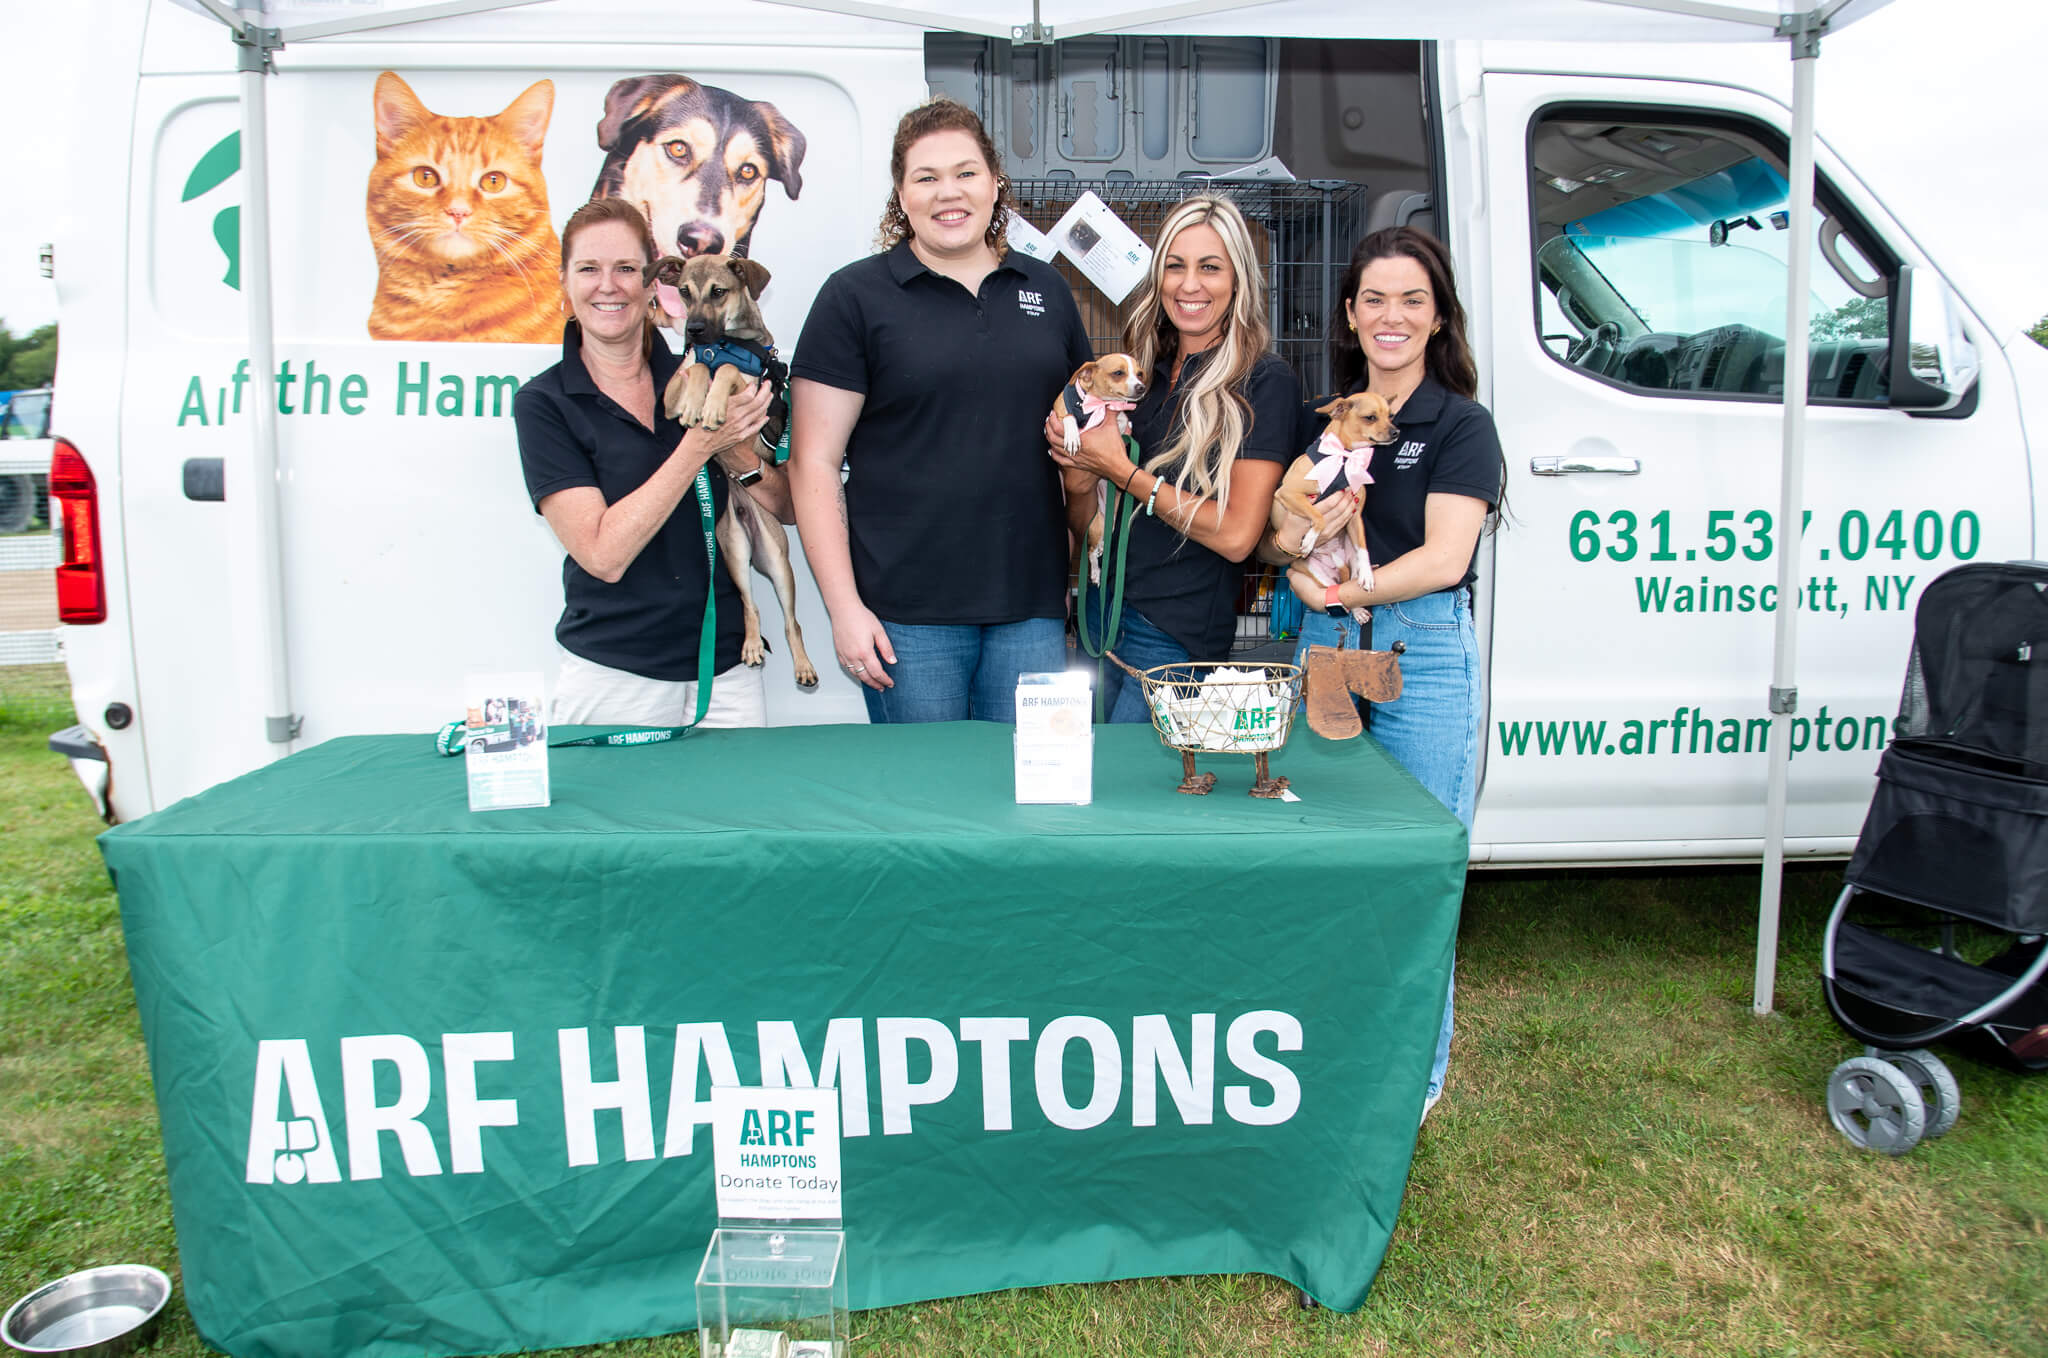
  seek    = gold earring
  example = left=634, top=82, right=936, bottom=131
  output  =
left=1431, top=323, right=1442, bottom=334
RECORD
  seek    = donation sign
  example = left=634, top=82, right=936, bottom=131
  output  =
left=711, top=1086, right=842, bottom=1220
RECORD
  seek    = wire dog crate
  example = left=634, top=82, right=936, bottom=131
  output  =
left=1009, top=178, right=1368, bottom=397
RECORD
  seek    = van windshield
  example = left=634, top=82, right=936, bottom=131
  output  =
left=1554, top=155, right=1883, bottom=343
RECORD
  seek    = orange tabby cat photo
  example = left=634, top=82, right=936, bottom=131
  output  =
left=366, top=72, right=564, bottom=344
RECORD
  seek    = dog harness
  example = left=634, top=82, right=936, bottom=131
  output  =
left=1062, top=382, right=1138, bottom=431
left=1309, top=430, right=1377, bottom=498
left=691, top=336, right=793, bottom=464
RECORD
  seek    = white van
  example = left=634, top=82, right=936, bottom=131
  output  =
left=46, top=0, right=2047, bottom=866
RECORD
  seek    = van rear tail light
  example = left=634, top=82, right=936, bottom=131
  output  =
left=50, top=438, right=106, bottom=624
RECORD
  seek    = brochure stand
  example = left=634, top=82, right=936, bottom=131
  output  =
left=700, top=1087, right=849, bottom=1357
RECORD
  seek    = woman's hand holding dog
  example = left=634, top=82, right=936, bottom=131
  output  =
left=682, top=377, right=774, bottom=474
left=1045, top=409, right=1133, bottom=483
left=1259, top=489, right=1362, bottom=565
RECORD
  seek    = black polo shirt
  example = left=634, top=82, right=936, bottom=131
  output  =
left=1314, top=375, right=1502, bottom=588
left=515, top=322, right=743, bottom=681
left=792, top=240, right=1092, bottom=625
left=1097, top=348, right=1299, bottom=657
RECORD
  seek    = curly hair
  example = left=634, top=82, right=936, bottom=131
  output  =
left=1120, top=195, right=1272, bottom=513
left=874, top=97, right=1013, bottom=258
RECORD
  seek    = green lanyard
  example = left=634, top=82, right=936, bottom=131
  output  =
left=1073, top=436, right=1143, bottom=720
left=435, top=467, right=719, bottom=755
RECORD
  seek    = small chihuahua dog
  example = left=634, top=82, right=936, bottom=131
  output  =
left=1051, top=355, right=1147, bottom=584
left=1271, top=393, right=1400, bottom=619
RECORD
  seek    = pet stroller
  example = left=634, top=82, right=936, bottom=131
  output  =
left=1822, top=562, right=2048, bottom=1154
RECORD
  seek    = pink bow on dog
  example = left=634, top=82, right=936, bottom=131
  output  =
left=1078, top=393, right=1137, bottom=425
left=1310, top=430, right=1375, bottom=497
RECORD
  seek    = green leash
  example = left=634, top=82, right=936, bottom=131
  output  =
left=1074, top=435, right=1144, bottom=720
left=437, top=468, right=720, bottom=755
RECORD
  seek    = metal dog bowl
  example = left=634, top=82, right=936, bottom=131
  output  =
left=2, top=1265, right=170, bottom=1357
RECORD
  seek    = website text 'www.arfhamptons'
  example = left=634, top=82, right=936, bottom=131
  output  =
left=1496, top=705, right=1900, bottom=759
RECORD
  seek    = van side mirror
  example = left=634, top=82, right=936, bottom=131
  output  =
left=1889, top=264, right=1980, bottom=411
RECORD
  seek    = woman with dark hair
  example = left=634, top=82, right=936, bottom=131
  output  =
left=789, top=98, right=1093, bottom=722
left=1049, top=194, right=1298, bottom=721
left=515, top=197, right=784, bottom=727
left=1266, top=224, right=1504, bottom=1119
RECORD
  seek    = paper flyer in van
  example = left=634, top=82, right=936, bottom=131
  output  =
left=1049, top=193, right=1152, bottom=304
left=1004, top=212, right=1059, bottom=264
left=461, top=673, right=549, bottom=812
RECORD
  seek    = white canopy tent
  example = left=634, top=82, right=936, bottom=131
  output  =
left=175, top=0, right=1911, bottom=1014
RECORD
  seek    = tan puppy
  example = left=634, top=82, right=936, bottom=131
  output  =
left=1050, top=355, right=1147, bottom=584
left=1272, top=393, right=1400, bottom=612
left=650, top=253, right=817, bottom=688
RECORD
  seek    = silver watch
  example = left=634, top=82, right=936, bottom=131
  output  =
left=732, top=462, right=764, bottom=487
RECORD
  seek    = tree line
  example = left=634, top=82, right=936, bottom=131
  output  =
left=0, top=320, right=56, bottom=391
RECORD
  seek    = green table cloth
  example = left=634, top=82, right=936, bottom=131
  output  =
left=100, top=721, right=1467, bottom=1358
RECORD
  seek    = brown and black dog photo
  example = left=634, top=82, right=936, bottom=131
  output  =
left=592, top=74, right=807, bottom=259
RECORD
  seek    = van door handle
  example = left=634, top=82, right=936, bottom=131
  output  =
left=1530, top=455, right=1640, bottom=476
left=183, top=458, right=224, bottom=501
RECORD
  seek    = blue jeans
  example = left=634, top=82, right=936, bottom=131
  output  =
left=1091, top=607, right=1192, bottom=724
left=864, top=617, right=1067, bottom=723
left=1295, top=586, right=1478, bottom=1101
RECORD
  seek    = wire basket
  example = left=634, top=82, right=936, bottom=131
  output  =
left=1107, top=651, right=1301, bottom=797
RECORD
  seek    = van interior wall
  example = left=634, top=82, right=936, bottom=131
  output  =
left=1272, top=40, right=1430, bottom=204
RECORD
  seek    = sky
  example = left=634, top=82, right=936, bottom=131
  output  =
left=2, top=0, right=2045, bottom=344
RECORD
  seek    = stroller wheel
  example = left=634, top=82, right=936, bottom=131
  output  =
left=1827, top=1056, right=1927, bottom=1155
left=1867, top=1047, right=1961, bottom=1138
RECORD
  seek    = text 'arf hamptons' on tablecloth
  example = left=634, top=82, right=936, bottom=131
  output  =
left=243, top=1011, right=1306, bottom=1184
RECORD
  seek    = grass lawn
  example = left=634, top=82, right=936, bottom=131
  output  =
left=2, top=709, right=2043, bottom=1357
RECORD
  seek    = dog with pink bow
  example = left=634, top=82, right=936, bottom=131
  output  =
left=1270, top=392, right=1400, bottom=623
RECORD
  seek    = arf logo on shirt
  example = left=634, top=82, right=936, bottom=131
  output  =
left=1017, top=289, right=1046, bottom=317
left=1393, top=439, right=1426, bottom=470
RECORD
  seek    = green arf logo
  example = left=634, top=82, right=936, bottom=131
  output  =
left=183, top=131, right=242, bottom=290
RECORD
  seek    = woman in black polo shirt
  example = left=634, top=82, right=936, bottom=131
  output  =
left=515, top=197, right=784, bottom=727
left=1049, top=195, right=1298, bottom=722
left=1268, top=225, right=1506, bottom=1122
left=789, top=98, right=1092, bottom=723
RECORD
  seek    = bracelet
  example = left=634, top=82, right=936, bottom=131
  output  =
left=1123, top=463, right=1141, bottom=494
left=1145, top=478, right=1162, bottom=517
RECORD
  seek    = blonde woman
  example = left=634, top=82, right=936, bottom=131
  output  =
left=1049, top=195, right=1299, bottom=722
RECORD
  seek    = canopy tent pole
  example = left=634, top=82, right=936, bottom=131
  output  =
left=233, top=8, right=297, bottom=754
left=186, top=0, right=550, bottom=760
left=1753, top=11, right=1824, bottom=1015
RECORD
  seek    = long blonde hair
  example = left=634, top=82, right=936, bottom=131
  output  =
left=1121, top=195, right=1271, bottom=512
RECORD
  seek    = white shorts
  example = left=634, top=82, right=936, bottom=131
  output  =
left=551, top=648, right=767, bottom=729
